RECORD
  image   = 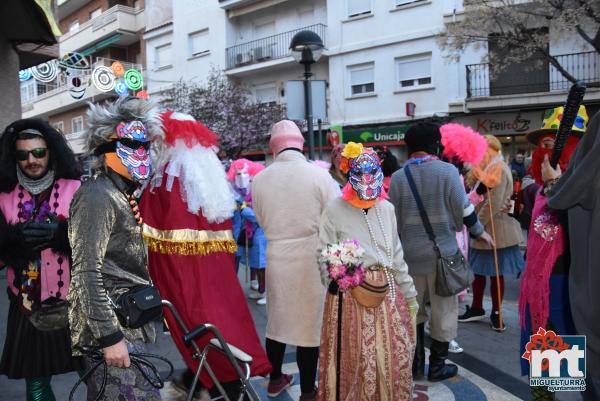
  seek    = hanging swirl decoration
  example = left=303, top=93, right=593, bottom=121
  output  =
left=124, top=69, right=143, bottom=91
left=91, top=66, right=116, bottom=92
left=19, top=69, right=33, bottom=81
left=111, top=61, right=125, bottom=77
left=31, top=60, right=59, bottom=83
left=115, top=79, right=129, bottom=96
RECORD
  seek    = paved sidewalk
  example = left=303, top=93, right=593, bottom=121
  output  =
left=0, top=271, right=586, bottom=401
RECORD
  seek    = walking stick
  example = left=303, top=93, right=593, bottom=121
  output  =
left=486, top=186, right=504, bottom=330
left=336, top=291, right=343, bottom=401
left=245, top=230, right=249, bottom=283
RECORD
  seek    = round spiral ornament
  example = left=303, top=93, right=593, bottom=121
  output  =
left=91, top=66, right=116, bottom=92
left=19, top=69, right=33, bottom=81
left=31, top=60, right=59, bottom=83
left=124, top=69, right=143, bottom=91
left=114, top=79, right=129, bottom=96
left=111, top=61, right=125, bottom=77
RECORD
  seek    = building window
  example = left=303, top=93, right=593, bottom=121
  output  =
left=69, top=20, right=79, bottom=32
left=155, top=44, right=172, bottom=69
left=72, top=116, right=84, bottom=134
left=348, top=0, right=371, bottom=17
left=53, top=121, right=64, bottom=133
left=90, top=8, right=102, bottom=19
left=348, top=63, right=375, bottom=95
left=395, top=0, right=426, bottom=7
left=396, top=54, right=432, bottom=88
left=20, top=80, right=37, bottom=102
left=188, top=29, right=209, bottom=57
left=254, top=84, right=278, bottom=105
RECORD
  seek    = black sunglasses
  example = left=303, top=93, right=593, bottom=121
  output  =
left=118, top=138, right=151, bottom=150
left=15, top=148, right=48, bottom=161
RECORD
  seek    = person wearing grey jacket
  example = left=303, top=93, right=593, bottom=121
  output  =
left=68, top=97, right=162, bottom=401
left=389, top=123, right=493, bottom=382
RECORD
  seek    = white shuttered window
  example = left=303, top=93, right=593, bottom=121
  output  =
left=347, top=0, right=371, bottom=17
left=396, top=55, right=432, bottom=88
left=349, top=63, right=375, bottom=95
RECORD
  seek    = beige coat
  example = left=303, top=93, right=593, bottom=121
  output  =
left=252, top=150, right=341, bottom=346
left=471, top=161, right=523, bottom=250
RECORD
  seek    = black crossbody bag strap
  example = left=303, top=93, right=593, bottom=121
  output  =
left=404, top=165, right=441, bottom=257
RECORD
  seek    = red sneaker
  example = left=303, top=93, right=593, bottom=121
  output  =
left=267, top=374, right=294, bottom=397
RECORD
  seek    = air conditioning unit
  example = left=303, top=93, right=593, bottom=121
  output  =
left=254, top=45, right=273, bottom=61
left=235, top=53, right=244, bottom=66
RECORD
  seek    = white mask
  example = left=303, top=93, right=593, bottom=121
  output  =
left=235, top=170, right=250, bottom=190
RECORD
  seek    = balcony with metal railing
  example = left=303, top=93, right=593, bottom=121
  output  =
left=466, top=51, right=599, bottom=98
left=225, top=23, right=326, bottom=71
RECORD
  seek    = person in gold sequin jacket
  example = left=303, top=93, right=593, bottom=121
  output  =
left=67, top=97, right=163, bottom=401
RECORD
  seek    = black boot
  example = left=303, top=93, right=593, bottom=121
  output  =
left=412, top=323, right=425, bottom=380
left=428, top=339, right=458, bottom=382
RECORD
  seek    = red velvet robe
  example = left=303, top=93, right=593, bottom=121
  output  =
left=139, top=177, right=271, bottom=386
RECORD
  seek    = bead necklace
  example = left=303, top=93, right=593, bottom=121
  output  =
left=16, top=182, right=66, bottom=300
left=361, top=205, right=396, bottom=302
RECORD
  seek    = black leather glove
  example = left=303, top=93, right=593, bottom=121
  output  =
left=22, top=215, right=60, bottom=252
left=328, top=280, right=339, bottom=295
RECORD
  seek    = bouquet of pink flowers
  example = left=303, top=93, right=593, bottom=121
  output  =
left=320, top=239, right=367, bottom=291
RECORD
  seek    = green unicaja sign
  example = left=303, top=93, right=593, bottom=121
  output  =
left=328, top=125, right=408, bottom=144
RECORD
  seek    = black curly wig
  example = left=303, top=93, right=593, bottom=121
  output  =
left=0, top=118, right=82, bottom=193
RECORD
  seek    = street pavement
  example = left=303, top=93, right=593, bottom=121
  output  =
left=0, top=270, right=586, bottom=401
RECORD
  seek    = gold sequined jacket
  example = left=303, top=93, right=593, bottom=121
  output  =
left=67, top=169, right=155, bottom=354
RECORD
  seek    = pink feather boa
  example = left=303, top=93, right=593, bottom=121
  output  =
left=440, top=123, right=488, bottom=166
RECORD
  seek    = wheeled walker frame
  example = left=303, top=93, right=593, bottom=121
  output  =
left=161, top=300, right=262, bottom=401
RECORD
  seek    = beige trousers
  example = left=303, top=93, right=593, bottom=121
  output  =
left=413, top=271, right=458, bottom=342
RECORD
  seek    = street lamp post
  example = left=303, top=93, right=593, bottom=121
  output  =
left=289, top=30, right=324, bottom=161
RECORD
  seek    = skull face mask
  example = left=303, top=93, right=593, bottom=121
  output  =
left=115, top=120, right=152, bottom=182
left=348, top=152, right=384, bottom=200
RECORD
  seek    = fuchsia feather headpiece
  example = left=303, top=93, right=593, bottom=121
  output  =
left=440, top=123, right=488, bottom=166
left=226, top=158, right=265, bottom=181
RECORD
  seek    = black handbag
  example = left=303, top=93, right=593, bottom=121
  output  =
left=405, top=165, right=473, bottom=297
left=111, top=285, right=163, bottom=329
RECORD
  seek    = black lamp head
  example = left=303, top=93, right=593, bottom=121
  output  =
left=289, top=30, right=324, bottom=64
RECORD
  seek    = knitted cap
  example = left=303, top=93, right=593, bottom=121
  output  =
left=269, top=120, right=304, bottom=155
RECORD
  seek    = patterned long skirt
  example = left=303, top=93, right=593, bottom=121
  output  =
left=317, top=278, right=415, bottom=401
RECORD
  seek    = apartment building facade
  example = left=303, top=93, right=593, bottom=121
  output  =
left=19, top=0, right=146, bottom=155
left=148, top=1, right=600, bottom=160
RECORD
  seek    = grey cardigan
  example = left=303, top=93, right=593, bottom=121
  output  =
left=388, top=160, right=483, bottom=276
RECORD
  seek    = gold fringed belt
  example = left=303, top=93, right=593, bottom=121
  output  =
left=142, top=224, right=238, bottom=256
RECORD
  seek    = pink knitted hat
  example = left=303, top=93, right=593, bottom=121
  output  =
left=269, top=120, right=304, bottom=155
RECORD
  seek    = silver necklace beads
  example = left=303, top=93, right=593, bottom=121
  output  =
left=361, top=205, right=396, bottom=302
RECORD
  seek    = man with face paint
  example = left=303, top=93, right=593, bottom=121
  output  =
left=317, top=142, right=418, bottom=401
left=67, top=97, right=163, bottom=401
left=389, top=122, right=493, bottom=382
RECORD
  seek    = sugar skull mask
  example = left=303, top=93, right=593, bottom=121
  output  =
left=115, top=120, right=152, bottom=182
left=348, top=152, right=384, bottom=200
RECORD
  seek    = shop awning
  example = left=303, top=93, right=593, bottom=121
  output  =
left=0, top=0, right=60, bottom=68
